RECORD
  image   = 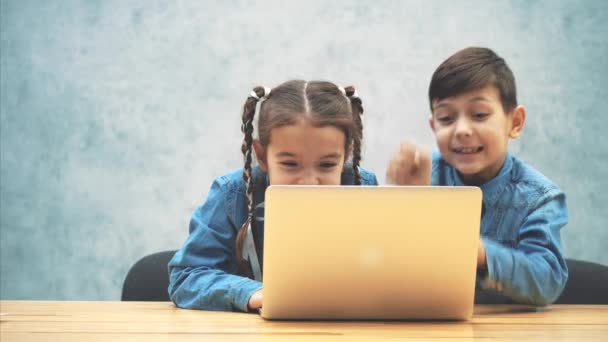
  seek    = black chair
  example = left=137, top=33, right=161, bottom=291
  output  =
left=477, top=258, right=608, bottom=305
left=121, top=250, right=176, bottom=301
left=555, top=259, right=608, bottom=304
left=123, top=252, right=608, bottom=304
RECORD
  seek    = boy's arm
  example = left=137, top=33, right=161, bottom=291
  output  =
left=480, top=190, right=568, bottom=306
left=386, top=142, right=431, bottom=185
left=168, top=177, right=263, bottom=312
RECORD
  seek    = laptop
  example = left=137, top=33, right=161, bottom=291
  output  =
left=260, top=185, right=482, bottom=320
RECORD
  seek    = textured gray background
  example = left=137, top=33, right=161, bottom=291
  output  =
left=1, top=0, right=607, bottom=300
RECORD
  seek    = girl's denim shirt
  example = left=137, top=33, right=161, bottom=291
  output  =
left=432, top=151, right=569, bottom=306
left=169, top=165, right=378, bottom=312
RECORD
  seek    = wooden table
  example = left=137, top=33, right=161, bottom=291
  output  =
left=1, top=301, right=608, bottom=341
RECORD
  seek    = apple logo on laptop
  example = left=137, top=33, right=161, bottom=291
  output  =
left=359, top=245, right=384, bottom=268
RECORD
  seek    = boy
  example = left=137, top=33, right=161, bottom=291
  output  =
left=387, top=47, right=568, bottom=305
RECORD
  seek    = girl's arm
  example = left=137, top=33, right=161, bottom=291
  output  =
left=168, top=177, right=262, bottom=312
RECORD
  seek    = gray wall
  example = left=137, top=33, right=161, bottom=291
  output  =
left=1, top=0, right=607, bottom=300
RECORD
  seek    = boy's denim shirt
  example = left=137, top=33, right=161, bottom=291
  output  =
left=432, top=150, right=568, bottom=306
left=168, top=165, right=378, bottom=312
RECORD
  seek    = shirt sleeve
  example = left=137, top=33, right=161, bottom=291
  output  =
left=366, top=172, right=379, bottom=185
left=358, top=167, right=379, bottom=185
left=481, top=190, right=569, bottom=306
left=168, top=177, right=263, bottom=312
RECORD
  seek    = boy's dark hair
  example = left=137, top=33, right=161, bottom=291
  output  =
left=428, top=47, right=517, bottom=112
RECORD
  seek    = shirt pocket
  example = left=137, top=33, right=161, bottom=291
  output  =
left=484, top=204, right=524, bottom=248
left=229, top=188, right=248, bottom=229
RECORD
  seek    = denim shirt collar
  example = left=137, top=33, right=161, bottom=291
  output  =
left=451, top=153, right=513, bottom=207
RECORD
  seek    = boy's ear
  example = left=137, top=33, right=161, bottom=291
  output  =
left=429, top=115, right=436, bottom=132
left=252, top=140, right=268, bottom=172
left=508, top=105, right=526, bottom=139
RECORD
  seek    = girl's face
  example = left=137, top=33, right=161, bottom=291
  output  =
left=254, top=118, right=346, bottom=185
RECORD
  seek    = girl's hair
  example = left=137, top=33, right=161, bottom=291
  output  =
left=235, top=80, right=364, bottom=269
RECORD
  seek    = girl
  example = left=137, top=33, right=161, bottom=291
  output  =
left=168, top=80, right=378, bottom=312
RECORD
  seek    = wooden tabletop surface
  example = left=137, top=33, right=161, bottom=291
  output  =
left=2, top=301, right=607, bottom=341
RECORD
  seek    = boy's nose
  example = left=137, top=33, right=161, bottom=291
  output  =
left=454, top=117, right=473, bottom=137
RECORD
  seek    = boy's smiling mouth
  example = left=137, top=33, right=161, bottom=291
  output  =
left=452, top=146, right=484, bottom=154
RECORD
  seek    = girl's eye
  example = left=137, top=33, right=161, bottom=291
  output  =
left=280, top=161, right=298, bottom=168
left=319, top=162, right=338, bottom=169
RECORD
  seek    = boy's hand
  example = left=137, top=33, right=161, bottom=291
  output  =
left=386, top=142, right=431, bottom=186
left=248, top=290, right=263, bottom=310
left=477, top=238, right=487, bottom=271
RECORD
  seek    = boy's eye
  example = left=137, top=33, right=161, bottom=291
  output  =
left=472, top=112, right=489, bottom=120
left=436, top=115, right=454, bottom=124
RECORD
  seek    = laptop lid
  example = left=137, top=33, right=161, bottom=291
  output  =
left=261, top=185, right=482, bottom=320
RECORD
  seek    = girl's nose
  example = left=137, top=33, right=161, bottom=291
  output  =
left=296, top=171, right=320, bottom=185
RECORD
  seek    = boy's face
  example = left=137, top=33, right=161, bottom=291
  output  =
left=253, top=118, right=346, bottom=186
left=430, top=85, right=525, bottom=185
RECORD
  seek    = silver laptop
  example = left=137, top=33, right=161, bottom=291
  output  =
left=261, top=185, right=482, bottom=320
